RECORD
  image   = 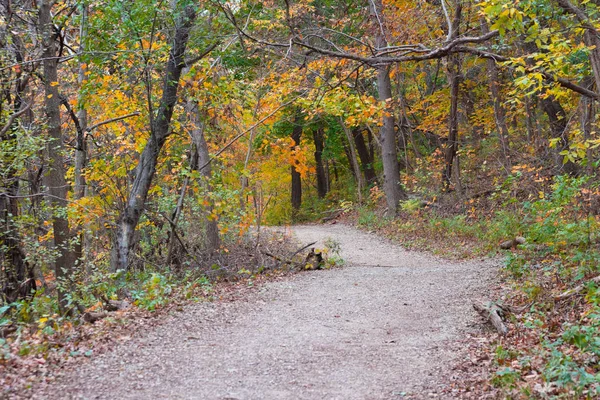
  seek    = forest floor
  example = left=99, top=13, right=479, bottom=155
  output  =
left=29, top=223, right=502, bottom=399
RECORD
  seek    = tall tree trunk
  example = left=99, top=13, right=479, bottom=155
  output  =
left=166, top=140, right=197, bottom=266
left=442, top=3, right=462, bottom=190
left=367, top=127, right=376, bottom=164
left=312, top=128, right=328, bottom=198
left=353, top=128, right=377, bottom=185
left=190, top=105, right=220, bottom=253
left=73, top=3, right=89, bottom=264
left=581, top=92, right=595, bottom=173
left=481, top=19, right=511, bottom=171
left=111, top=5, right=198, bottom=271
left=0, top=27, right=35, bottom=302
left=443, top=53, right=461, bottom=190
left=290, top=115, right=303, bottom=215
left=341, top=120, right=364, bottom=203
left=39, top=0, right=75, bottom=311
left=372, top=0, right=406, bottom=216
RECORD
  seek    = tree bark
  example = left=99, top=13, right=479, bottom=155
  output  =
left=290, top=115, right=303, bottom=215
left=443, top=53, right=461, bottom=190
left=111, top=5, right=198, bottom=271
left=353, top=128, right=378, bottom=185
left=190, top=104, right=220, bottom=253
left=581, top=91, right=595, bottom=173
left=372, top=0, right=406, bottom=216
left=312, top=128, right=328, bottom=198
left=481, top=19, right=511, bottom=171
left=442, top=3, right=463, bottom=191
left=73, top=3, right=89, bottom=264
left=341, top=119, right=364, bottom=203
left=0, top=25, right=35, bottom=302
left=39, top=0, right=75, bottom=311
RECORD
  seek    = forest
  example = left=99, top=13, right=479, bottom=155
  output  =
left=2, top=0, right=600, bottom=397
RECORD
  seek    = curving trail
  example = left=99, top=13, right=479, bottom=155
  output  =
left=35, top=224, right=498, bottom=400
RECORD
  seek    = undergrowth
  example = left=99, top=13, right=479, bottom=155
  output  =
left=0, top=230, right=344, bottom=395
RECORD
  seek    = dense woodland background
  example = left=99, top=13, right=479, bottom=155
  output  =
left=2, top=0, right=600, bottom=397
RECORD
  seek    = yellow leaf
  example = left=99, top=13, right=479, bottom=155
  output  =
left=47, top=94, right=53, bottom=99
left=50, top=81, right=59, bottom=87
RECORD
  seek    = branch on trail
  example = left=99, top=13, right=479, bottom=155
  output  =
left=262, top=241, right=317, bottom=268
left=321, top=209, right=344, bottom=223
left=100, top=294, right=131, bottom=311
left=291, top=241, right=317, bottom=258
left=499, top=236, right=526, bottom=250
left=81, top=311, right=108, bottom=323
left=263, top=251, right=294, bottom=265
left=473, top=300, right=508, bottom=335
left=556, top=275, right=600, bottom=300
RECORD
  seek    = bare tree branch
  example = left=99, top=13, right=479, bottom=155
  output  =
left=87, top=112, right=141, bottom=132
left=456, top=46, right=600, bottom=100
left=0, top=103, right=31, bottom=136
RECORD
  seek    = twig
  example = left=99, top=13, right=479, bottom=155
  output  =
left=86, top=111, right=140, bottom=132
left=0, top=103, right=31, bottom=136
left=556, top=275, right=600, bottom=300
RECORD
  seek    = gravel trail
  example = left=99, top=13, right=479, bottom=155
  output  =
left=36, top=224, right=498, bottom=399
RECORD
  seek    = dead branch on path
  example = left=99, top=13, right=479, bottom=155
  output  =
left=473, top=300, right=508, bottom=335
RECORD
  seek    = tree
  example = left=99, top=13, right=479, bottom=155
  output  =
left=111, top=4, right=207, bottom=271
left=39, top=0, right=76, bottom=311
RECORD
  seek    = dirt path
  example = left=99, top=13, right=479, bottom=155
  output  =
left=35, top=224, right=498, bottom=399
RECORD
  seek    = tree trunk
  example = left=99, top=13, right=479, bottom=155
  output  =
left=39, top=0, right=75, bottom=311
left=581, top=91, right=595, bottom=173
left=341, top=119, right=364, bottom=203
left=443, top=53, right=461, bottom=190
left=0, top=28, right=35, bottom=302
left=190, top=104, right=220, bottom=253
left=312, top=128, right=328, bottom=198
left=442, top=4, right=463, bottom=190
left=290, top=116, right=303, bottom=215
left=372, top=0, right=405, bottom=216
left=111, top=5, right=198, bottom=271
left=73, top=3, right=89, bottom=264
left=481, top=19, right=511, bottom=171
left=353, top=128, right=377, bottom=185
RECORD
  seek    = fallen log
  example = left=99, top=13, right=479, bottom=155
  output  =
left=556, top=275, right=600, bottom=300
left=105, top=299, right=131, bottom=311
left=0, top=324, right=17, bottom=338
left=82, top=311, right=108, bottom=324
left=473, top=300, right=508, bottom=335
left=261, top=241, right=317, bottom=269
left=321, top=209, right=343, bottom=223
left=500, top=236, right=526, bottom=250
